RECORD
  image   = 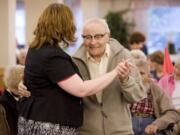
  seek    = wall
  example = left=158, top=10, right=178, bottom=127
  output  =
left=0, top=0, right=16, bottom=67
left=24, top=0, right=56, bottom=45
left=98, top=0, right=180, bottom=35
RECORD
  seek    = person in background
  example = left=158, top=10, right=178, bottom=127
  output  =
left=148, top=51, right=164, bottom=81
left=130, top=59, right=180, bottom=135
left=129, top=31, right=148, bottom=55
left=172, top=56, right=180, bottom=111
left=16, top=48, right=27, bottom=65
left=0, top=65, right=24, bottom=135
left=17, top=4, right=130, bottom=135
left=18, top=18, right=146, bottom=135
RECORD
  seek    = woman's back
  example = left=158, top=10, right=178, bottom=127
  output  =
left=20, top=44, right=83, bottom=126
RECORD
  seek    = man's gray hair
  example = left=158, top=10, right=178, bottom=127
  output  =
left=83, top=18, right=110, bottom=33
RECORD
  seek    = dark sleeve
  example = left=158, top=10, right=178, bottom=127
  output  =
left=0, top=104, right=10, bottom=135
left=44, top=49, right=77, bottom=83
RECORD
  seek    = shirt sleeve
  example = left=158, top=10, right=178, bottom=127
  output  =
left=44, top=49, right=77, bottom=83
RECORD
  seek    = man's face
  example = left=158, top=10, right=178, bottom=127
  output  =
left=130, top=42, right=144, bottom=50
left=82, top=23, right=109, bottom=59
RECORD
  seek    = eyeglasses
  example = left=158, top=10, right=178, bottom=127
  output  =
left=82, top=33, right=107, bottom=41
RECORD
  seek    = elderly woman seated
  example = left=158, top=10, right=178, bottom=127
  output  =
left=0, top=65, right=24, bottom=135
left=130, top=51, right=180, bottom=135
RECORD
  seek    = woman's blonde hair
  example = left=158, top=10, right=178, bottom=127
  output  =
left=3, top=65, right=24, bottom=90
left=30, top=3, right=76, bottom=48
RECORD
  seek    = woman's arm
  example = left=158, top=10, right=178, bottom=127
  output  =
left=18, top=61, right=131, bottom=98
left=58, top=69, right=117, bottom=97
left=58, top=61, right=130, bottom=97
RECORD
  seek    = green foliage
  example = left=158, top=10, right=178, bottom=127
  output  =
left=168, top=42, right=176, bottom=54
left=105, top=11, right=132, bottom=49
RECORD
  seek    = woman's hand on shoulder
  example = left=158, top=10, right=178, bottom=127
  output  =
left=18, top=81, right=31, bottom=97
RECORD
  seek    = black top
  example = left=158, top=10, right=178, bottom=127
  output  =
left=19, top=43, right=83, bottom=127
left=0, top=90, right=18, bottom=135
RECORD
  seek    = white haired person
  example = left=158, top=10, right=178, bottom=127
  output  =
left=0, top=65, right=24, bottom=135
left=130, top=59, right=180, bottom=135
left=130, top=49, right=147, bottom=60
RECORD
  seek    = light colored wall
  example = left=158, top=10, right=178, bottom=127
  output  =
left=24, top=0, right=57, bottom=45
left=0, top=0, right=16, bottom=67
left=82, top=0, right=180, bottom=34
left=81, top=0, right=100, bottom=23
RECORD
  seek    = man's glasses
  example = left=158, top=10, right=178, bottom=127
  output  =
left=82, top=33, right=107, bottom=41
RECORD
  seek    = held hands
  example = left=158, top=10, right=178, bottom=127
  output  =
left=18, top=81, right=31, bottom=97
left=116, top=58, right=133, bottom=82
left=145, top=124, right=158, bottom=135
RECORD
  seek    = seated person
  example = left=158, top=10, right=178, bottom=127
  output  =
left=130, top=59, right=180, bottom=135
left=0, top=65, right=24, bottom=135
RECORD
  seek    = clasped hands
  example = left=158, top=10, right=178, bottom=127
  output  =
left=115, top=58, right=133, bottom=82
left=18, top=58, right=133, bottom=97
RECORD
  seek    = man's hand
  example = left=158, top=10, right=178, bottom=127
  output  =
left=18, top=81, right=31, bottom=97
left=117, top=58, right=133, bottom=82
left=145, top=124, right=158, bottom=135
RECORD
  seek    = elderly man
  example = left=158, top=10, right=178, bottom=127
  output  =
left=18, top=18, right=146, bottom=135
left=72, top=18, right=145, bottom=135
